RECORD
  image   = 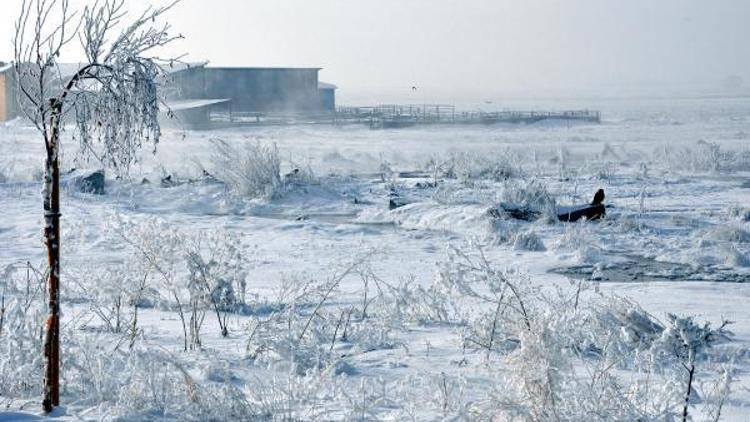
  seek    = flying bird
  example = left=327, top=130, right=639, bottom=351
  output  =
left=591, top=188, right=605, bottom=206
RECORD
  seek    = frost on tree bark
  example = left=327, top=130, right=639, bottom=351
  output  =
left=42, top=98, right=62, bottom=412
left=43, top=99, right=63, bottom=410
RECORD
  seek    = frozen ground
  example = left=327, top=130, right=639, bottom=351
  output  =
left=1, top=96, right=750, bottom=420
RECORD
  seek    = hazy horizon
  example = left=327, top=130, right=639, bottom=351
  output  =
left=3, top=0, right=749, bottom=103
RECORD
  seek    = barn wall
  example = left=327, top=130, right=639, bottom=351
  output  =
left=319, top=88, right=335, bottom=111
left=168, top=67, right=324, bottom=113
left=204, top=68, right=320, bottom=112
left=167, top=67, right=206, bottom=100
left=0, top=71, right=20, bottom=122
left=0, top=74, right=7, bottom=122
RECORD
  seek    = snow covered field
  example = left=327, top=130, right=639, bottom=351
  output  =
left=1, top=96, right=749, bottom=420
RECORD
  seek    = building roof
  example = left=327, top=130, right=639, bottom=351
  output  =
left=164, top=98, right=230, bottom=111
left=163, top=61, right=208, bottom=74
left=318, top=81, right=338, bottom=90
left=202, top=66, right=322, bottom=71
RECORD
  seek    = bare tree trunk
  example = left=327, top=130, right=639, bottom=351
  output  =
left=682, top=358, right=696, bottom=422
left=42, top=99, right=62, bottom=413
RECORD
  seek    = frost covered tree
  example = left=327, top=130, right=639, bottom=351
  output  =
left=13, top=0, right=181, bottom=412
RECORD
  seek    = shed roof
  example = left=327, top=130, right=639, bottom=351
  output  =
left=203, top=66, right=321, bottom=71
left=165, top=98, right=230, bottom=111
left=318, top=81, right=338, bottom=90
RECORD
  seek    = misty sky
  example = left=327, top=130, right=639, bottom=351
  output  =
left=3, top=0, right=749, bottom=100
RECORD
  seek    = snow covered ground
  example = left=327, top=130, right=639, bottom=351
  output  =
left=1, top=96, right=749, bottom=420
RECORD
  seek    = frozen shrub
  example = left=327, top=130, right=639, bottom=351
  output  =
left=62, top=336, right=260, bottom=420
left=472, top=288, right=735, bottom=421
left=109, top=215, right=196, bottom=350
left=209, top=138, right=283, bottom=199
left=552, top=217, right=600, bottom=262
left=650, top=315, right=734, bottom=420
left=185, top=230, right=247, bottom=337
left=245, top=364, right=368, bottom=420
left=704, top=225, right=750, bottom=243
left=438, top=243, right=539, bottom=348
left=247, top=305, right=398, bottom=373
left=485, top=218, right=521, bottom=245
left=0, top=262, right=46, bottom=398
left=248, top=251, right=399, bottom=372
left=728, top=206, right=750, bottom=222
left=497, top=179, right=557, bottom=220
left=425, top=243, right=739, bottom=420
left=512, top=230, right=546, bottom=251
left=477, top=314, right=681, bottom=421
left=428, top=150, right=525, bottom=183
left=370, top=274, right=457, bottom=326
left=71, top=261, right=155, bottom=336
left=721, top=245, right=750, bottom=267
left=656, top=141, right=750, bottom=174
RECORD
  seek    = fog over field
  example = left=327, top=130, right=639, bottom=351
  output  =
left=2, top=0, right=749, bottom=99
left=1, top=1, right=749, bottom=421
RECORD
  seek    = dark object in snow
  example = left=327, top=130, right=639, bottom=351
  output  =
left=556, top=204, right=606, bottom=222
left=284, top=168, right=301, bottom=183
left=64, top=169, right=105, bottom=194
left=489, top=201, right=605, bottom=223
left=389, top=197, right=411, bottom=210
left=140, top=177, right=150, bottom=184
left=388, top=185, right=412, bottom=210
left=552, top=254, right=748, bottom=283
left=591, top=188, right=605, bottom=205
left=488, top=205, right=541, bottom=221
left=397, top=171, right=429, bottom=179
left=415, top=181, right=437, bottom=189
left=161, top=174, right=175, bottom=187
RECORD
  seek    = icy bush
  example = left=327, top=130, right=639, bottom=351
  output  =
left=485, top=217, right=522, bottom=245
left=471, top=289, right=737, bottom=420
left=497, top=179, right=557, bottom=220
left=438, top=243, right=539, bottom=347
left=62, top=335, right=260, bottom=421
left=552, top=217, right=601, bottom=263
left=428, top=150, right=525, bottom=183
left=0, top=262, right=46, bottom=398
left=247, top=250, right=400, bottom=372
left=185, top=230, right=247, bottom=337
left=476, top=313, right=682, bottom=421
left=70, top=261, right=155, bottom=335
left=512, top=230, right=546, bottom=251
left=430, top=243, right=741, bottom=420
left=728, top=206, right=750, bottom=222
left=247, top=305, right=399, bottom=373
left=721, top=245, right=750, bottom=267
left=209, top=138, right=284, bottom=199
left=704, top=225, right=750, bottom=243
left=370, top=274, right=458, bottom=326
left=110, top=215, right=203, bottom=350
left=655, top=141, right=750, bottom=174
